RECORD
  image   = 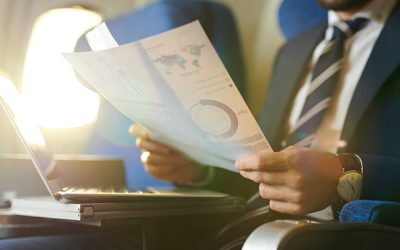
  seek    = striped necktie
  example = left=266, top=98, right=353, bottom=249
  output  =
left=209, top=18, right=371, bottom=249
left=285, top=18, right=369, bottom=147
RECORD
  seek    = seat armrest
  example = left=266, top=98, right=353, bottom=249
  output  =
left=339, top=200, right=400, bottom=227
left=242, top=219, right=317, bottom=250
left=243, top=220, right=400, bottom=250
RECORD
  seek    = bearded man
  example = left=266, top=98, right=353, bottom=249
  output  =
left=132, top=0, right=400, bottom=248
left=1, top=0, right=399, bottom=249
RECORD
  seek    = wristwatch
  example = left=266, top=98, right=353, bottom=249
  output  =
left=336, top=153, right=363, bottom=202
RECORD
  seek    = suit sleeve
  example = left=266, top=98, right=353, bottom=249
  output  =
left=359, top=154, right=400, bottom=201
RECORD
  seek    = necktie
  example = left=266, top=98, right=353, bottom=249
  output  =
left=210, top=18, right=371, bottom=248
left=285, top=17, right=369, bottom=147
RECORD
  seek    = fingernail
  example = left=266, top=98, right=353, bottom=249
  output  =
left=128, top=125, right=136, bottom=135
left=235, top=160, right=241, bottom=170
left=135, top=138, right=142, bottom=147
left=141, top=151, right=150, bottom=163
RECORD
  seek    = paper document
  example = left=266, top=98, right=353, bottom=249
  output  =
left=63, top=21, right=271, bottom=172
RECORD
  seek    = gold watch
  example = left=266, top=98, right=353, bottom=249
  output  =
left=336, top=154, right=363, bottom=202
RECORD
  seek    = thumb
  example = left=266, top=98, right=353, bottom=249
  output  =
left=129, top=124, right=149, bottom=139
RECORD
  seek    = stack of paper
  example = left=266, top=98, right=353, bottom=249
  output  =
left=63, top=21, right=271, bottom=172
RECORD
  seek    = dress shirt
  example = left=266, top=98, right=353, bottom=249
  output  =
left=286, top=0, right=397, bottom=153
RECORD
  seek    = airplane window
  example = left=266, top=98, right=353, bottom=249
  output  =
left=21, top=7, right=102, bottom=129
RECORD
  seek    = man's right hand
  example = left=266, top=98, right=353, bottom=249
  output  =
left=129, top=124, right=208, bottom=184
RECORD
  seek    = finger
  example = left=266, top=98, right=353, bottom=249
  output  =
left=239, top=170, right=286, bottom=185
left=143, top=152, right=178, bottom=166
left=282, top=145, right=297, bottom=151
left=258, top=184, right=287, bottom=201
left=136, top=138, right=171, bottom=155
left=269, top=200, right=304, bottom=215
left=129, top=124, right=149, bottom=139
left=140, top=151, right=151, bottom=164
left=236, top=151, right=288, bottom=172
left=258, top=183, right=302, bottom=204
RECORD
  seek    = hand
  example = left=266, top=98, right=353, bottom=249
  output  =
left=236, top=146, right=343, bottom=215
left=129, top=124, right=207, bottom=184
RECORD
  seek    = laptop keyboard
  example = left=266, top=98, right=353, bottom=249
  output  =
left=57, top=187, right=229, bottom=201
left=60, top=186, right=167, bottom=195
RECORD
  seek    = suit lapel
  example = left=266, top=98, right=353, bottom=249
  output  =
left=260, top=23, right=326, bottom=149
left=341, top=2, right=400, bottom=143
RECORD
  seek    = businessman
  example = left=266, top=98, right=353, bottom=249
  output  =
left=1, top=0, right=400, bottom=249
left=131, top=0, right=400, bottom=247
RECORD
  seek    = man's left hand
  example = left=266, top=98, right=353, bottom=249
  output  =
left=236, top=147, right=343, bottom=215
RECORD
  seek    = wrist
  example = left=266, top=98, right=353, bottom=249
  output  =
left=331, top=153, right=363, bottom=218
left=338, top=153, right=364, bottom=175
left=336, top=153, right=363, bottom=201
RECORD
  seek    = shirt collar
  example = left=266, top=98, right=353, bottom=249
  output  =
left=325, top=0, right=397, bottom=40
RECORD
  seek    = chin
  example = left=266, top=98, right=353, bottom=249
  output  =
left=316, top=0, right=372, bottom=11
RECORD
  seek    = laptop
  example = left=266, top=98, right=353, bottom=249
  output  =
left=0, top=154, right=49, bottom=207
left=0, top=76, right=244, bottom=222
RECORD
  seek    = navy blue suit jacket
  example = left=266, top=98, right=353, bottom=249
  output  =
left=205, top=1, right=400, bottom=202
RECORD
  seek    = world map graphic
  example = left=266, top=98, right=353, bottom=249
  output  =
left=153, top=44, right=206, bottom=74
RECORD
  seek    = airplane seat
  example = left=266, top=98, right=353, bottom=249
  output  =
left=243, top=0, right=400, bottom=249
left=278, top=0, right=327, bottom=40
left=73, top=0, right=246, bottom=189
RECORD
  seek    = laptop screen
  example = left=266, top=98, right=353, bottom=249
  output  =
left=0, top=75, right=57, bottom=195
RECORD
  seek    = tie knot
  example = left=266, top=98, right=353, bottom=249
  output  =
left=332, top=17, right=369, bottom=39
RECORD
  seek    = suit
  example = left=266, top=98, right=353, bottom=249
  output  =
left=205, top=0, right=400, bottom=203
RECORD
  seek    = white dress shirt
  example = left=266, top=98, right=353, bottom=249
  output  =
left=286, top=0, right=397, bottom=153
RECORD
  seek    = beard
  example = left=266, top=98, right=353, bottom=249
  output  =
left=317, top=0, right=372, bottom=11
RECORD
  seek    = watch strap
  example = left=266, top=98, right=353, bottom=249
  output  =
left=337, top=153, right=363, bottom=173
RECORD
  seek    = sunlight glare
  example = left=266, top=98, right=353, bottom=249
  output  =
left=22, top=8, right=102, bottom=128
left=0, top=74, right=46, bottom=146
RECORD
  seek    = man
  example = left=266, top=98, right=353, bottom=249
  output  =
left=1, top=0, right=399, bottom=249
left=131, top=0, right=400, bottom=247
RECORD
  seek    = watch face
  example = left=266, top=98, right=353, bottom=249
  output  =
left=337, top=171, right=362, bottom=201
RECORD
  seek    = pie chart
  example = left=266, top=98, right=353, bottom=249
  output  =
left=190, top=99, right=238, bottom=138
